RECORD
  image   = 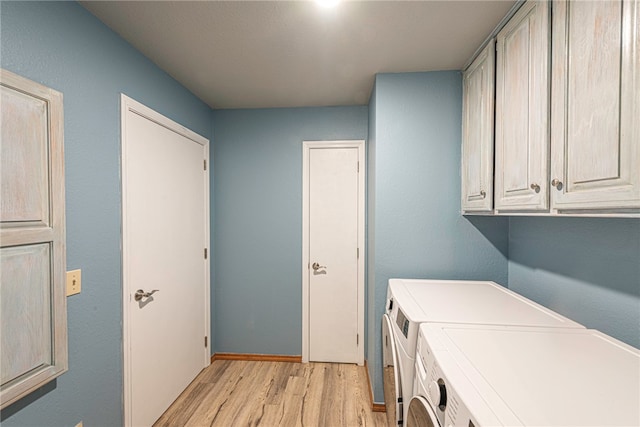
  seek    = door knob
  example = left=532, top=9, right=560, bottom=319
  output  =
left=134, top=289, right=159, bottom=302
left=311, top=262, right=326, bottom=271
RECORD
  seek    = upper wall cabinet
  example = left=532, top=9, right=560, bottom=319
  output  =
left=495, top=1, right=550, bottom=212
left=461, top=40, right=495, bottom=213
left=1, top=69, right=67, bottom=409
left=462, top=0, right=639, bottom=216
left=550, top=0, right=640, bottom=212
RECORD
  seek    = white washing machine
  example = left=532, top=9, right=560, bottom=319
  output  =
left=381, top=279, right=584, bottom=426
left=407, top=322, right=640, bottom=427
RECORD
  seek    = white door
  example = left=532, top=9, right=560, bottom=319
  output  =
left=302, top=141, right=364, bottom=365
left=121, top=95, right=210, bottom=427
left=461, top=40, right=495, bottom=213
left=550, top=0, right=640, bottom=211
left=494, top=0, right=549, bottom=211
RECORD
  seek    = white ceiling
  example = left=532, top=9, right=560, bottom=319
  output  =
left=80, top=0, right=515, bottom=109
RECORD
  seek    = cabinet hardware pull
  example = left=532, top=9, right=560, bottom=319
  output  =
left=480, top=190, right=486, bottom=198
left=530, top=183, right=540, bottom=193
left=551, top=179, right=563, bottom=190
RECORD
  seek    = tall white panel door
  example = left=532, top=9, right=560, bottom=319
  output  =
left=122, top=95, right=210, bottom=427
left=495, top=0, right=550, bottom=211
left=461, top=40, right=495, bottom=213
left=550, top=0, right=640, bottom=211
left=303, top=141, right=364, bottom=365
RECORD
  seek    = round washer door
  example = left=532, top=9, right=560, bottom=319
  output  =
left=406, top=396, right=440, bottom=427
left=382, top=314, right=402, bottom=427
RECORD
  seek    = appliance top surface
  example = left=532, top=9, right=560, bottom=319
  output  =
left=428, top=324, right=640, bottom=426
left=388, top=279, right=583, bottom=328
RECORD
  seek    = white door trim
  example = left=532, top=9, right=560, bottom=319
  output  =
left=302, top=140, right=365, bottom=365
left=120, top=94, right=210, bottom=427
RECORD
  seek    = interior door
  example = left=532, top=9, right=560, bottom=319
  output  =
left=307, top=145, right=360, bottom=364
left=122, top=96, right=209, bottom=427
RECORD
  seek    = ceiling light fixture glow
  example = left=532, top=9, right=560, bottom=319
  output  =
left=316, top=0, right=340, bottom=8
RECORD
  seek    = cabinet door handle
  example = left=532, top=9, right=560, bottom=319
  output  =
left=480, top=190, right=486, bottom=198
left=551, top=179, right=563, bottom=190
left=530, top=183, right=540, bottom=193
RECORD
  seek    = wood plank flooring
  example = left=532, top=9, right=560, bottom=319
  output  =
left=153, top=360, right=388, bottom=427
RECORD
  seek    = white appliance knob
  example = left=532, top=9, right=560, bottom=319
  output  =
left=429, top=378, right=448, bottom=410
left=428, top=380, right=441, bottom=407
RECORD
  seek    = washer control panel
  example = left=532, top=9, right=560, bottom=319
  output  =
left=396, top=308, right=410, bottom=338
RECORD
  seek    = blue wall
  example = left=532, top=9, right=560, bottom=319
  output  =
left=367, top=72, right=510, bottom=402
left=508, top=217, right=640, bottom=348
left=0, top=2, right=211, bottom=426
left=212, top=106, right=368, bottom=355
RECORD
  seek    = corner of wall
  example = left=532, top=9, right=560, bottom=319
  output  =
left=209, top=108, right=216, bottom=356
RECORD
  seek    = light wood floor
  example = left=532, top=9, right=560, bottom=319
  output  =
left=153, top=360, right=388, bottom=427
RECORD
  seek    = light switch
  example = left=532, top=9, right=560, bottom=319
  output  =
left=66, top=269, right=81, bottom=296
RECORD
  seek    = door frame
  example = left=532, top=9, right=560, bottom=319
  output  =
left=302, top=140, right=365, bottom=365
left=120, top=94, right=210, bottom=426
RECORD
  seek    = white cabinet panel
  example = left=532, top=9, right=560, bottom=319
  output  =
left=495, top=0, right=550, bottom=211
left=0, top=69, right=67, bottom=409
left=461, top=40, right=495, bottom=213
left=550, top=0, right=640, bottom=211
left=1, top=244, right=52, bottom=386
left=0, top=87, right=49, bottom=225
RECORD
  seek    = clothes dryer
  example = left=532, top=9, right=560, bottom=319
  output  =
left=407, top=323, right=640, bottom=427
left=382, top=279, right=584, bottom=426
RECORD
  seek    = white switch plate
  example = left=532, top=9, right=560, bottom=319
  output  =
left=66, top=269, right=81, bottom=296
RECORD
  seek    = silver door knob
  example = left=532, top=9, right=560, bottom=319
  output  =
left=134, top=289, right=159, bottom=302
left=312, top=262, right=326, bottom=271
left=530, top=183, right=540, bottom=193
left=551, top=179, right=563, bottom=190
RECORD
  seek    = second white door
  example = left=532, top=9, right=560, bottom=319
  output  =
left=304, top=141, right=364, bottom=364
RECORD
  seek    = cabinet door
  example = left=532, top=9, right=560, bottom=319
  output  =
left=550, top=0, right=640, bottom=211
left=461, top=40, right=495, bottom=213
left=1, top=69, right=67, bottom=409
left=495, top=0, right=550, bottom=211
